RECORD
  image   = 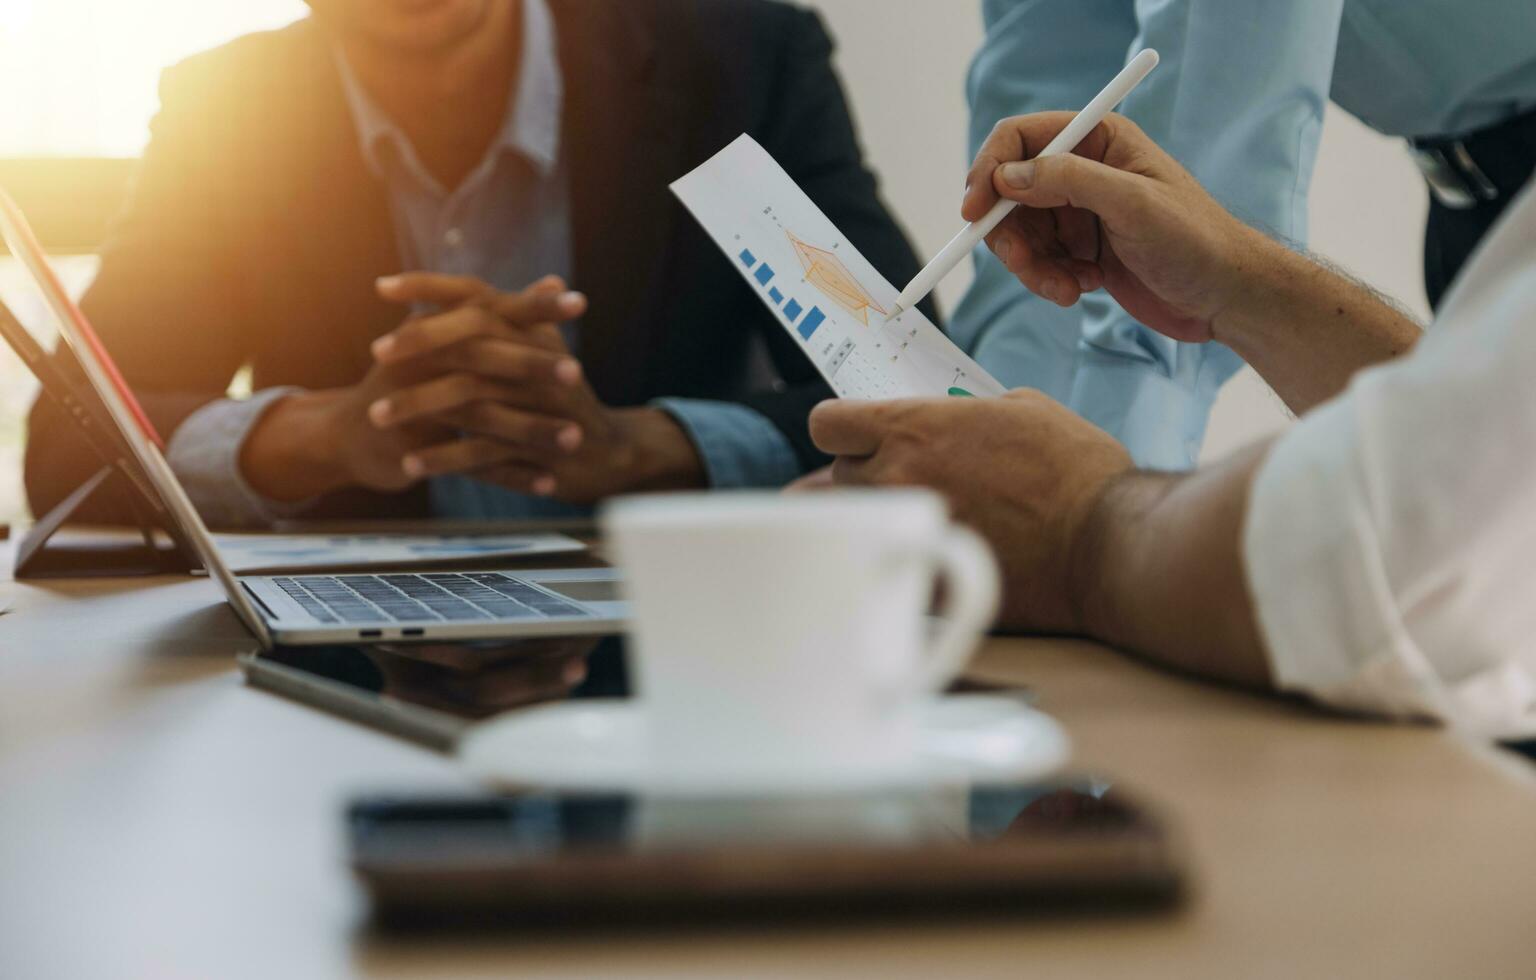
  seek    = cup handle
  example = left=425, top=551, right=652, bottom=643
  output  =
left=915, top=525, right=1000, bottom=693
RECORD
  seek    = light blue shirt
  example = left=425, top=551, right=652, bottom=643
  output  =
left=952, top=0, right=1536, bottom=470
left=167, top=0, right=799, bottom=527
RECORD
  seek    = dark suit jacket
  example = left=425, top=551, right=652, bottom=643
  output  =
left=25, top=0, right=934, bottom=523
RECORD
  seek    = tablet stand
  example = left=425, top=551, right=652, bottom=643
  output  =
left=1, top=301, right=200, bottom=579
left=13, top=464, right=200, bottom=579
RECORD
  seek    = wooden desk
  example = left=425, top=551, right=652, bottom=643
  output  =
left=3, top=566, right=1535, bottom=979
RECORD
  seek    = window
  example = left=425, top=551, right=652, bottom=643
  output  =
left=0, top=0, right=308, bottom=157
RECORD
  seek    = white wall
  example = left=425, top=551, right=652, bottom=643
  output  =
left=807, top=0, right=1433, bottom=462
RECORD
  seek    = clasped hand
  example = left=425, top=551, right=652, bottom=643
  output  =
left=244, top=272, right=703, bottom=504
left=319, top=273, right=687, bottom=503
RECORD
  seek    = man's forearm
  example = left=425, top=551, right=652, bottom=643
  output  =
left=240, top=390, right=351, bottom=502
left=608, top=407, right=708, bottom=493
left=1076, top=442, right=1274, bottom=688
left=1215, top=231, right=1422, bottom=414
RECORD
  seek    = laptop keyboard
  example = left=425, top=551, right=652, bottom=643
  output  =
left=271, top=573, right=590, bottom=625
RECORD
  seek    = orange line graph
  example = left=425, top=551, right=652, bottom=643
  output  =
left=787, top=231, right=888, bottom=324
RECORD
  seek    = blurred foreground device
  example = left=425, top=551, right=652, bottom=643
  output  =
left=350, top=783, right=1185, bottom=929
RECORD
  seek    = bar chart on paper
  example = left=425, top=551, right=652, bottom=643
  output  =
left=671, top=135, right=1005, bottom=401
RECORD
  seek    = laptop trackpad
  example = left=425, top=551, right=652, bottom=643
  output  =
left=544, top=579, right=622, bottom=604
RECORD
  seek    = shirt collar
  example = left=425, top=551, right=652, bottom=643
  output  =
left=334, top=0, right=563, bottom=186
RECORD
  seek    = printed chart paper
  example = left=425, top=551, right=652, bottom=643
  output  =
left=212, top=532, right=585, bottom=575
left=671, top=135, right=1006, bottom=400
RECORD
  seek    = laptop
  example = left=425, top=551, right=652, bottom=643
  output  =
left=0, top=187, right=628, bottom=647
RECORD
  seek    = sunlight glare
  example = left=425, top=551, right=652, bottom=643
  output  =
left=0, top=0, right=309, bottom=157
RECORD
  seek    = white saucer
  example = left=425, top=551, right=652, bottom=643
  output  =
left=458, top=695, right=1071, bottom=794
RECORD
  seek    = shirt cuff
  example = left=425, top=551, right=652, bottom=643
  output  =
left=1242, top=396, right=1474, bottom=731
left=1066, top=341, right=1243, bottom=471
left=651, top=398, right=803, bottom=490
left=165, top=387, right=319, bottom=529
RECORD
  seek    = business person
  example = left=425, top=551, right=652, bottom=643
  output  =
left=26, top=0, right=933, bottom=526
left=812, top=111, right=1536, bottom=740
left=952, top=0, right=1536, bottom=470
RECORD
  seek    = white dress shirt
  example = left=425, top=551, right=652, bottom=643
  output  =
left=1244, top=181, right=1536, bottom=740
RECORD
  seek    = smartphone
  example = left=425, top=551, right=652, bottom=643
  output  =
left=350, top=781, right=1184, bottom=928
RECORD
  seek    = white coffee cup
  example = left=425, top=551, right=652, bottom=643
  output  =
left=602, top=489, right=1000, bottom=790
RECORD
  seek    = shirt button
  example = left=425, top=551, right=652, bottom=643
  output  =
left=443, top=227, right=465, bottom=249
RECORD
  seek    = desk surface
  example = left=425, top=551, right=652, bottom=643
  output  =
left=3, top=565, right=1536, bottom=979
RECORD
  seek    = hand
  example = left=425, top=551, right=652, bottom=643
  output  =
left=964, top=112, right=1271, bottom=344
left=368, top=273, right=705, bottom=503
left=809, top=391, right=1132, bottom=633
left=239, top=276, right=582, bottom=501
left=969, top=112, right=1422, bottom=415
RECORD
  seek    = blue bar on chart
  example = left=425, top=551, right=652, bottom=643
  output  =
left=753, top=263, right=775, bottom=286
left=768, top=287, right=784, bottom=305
left=798, top=306, right=826, bottom=341
left=738, top=248, right=757, bottom=268
left=783, top=298, right=803, bottom=322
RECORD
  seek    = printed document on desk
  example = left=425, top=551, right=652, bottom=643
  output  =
left=671, top=135, right=1005, bottom=400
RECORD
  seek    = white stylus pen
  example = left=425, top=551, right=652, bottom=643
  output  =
left=887, top=48, right=1160, bottom=320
